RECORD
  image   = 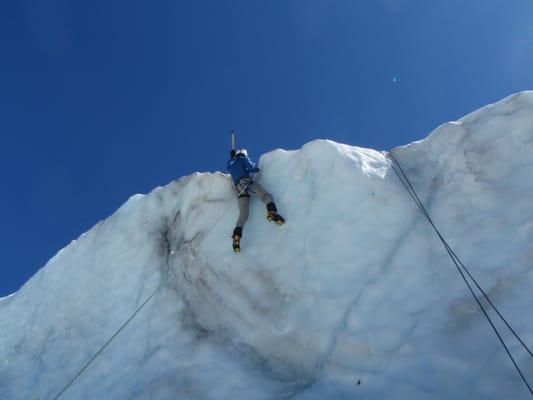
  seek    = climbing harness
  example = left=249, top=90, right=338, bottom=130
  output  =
left=388, top=151, right=533, bottom=396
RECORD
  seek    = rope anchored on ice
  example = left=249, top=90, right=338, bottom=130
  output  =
left=387, top=151, right=533, bottom=396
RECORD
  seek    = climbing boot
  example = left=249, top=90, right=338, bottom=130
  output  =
left=232, top=235, right=241, bottom=253
left=266, top=202, right=285, bottom=225
left=232, top=227, right=243, bottom=253
left=266, top=211, right=285, bottom=225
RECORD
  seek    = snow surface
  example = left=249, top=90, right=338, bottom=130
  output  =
left=1, top=92, right=533, bottom=399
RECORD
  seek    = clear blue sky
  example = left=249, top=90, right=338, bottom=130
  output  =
left=1, top=0, right=532, bottom=297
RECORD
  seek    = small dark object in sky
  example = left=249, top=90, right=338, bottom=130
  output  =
left=356, top=379, right=361, bottom=385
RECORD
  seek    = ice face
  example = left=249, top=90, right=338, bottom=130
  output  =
left=1, top=92, right=533, bottom=399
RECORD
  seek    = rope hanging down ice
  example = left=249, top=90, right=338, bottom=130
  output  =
left=53, top=178, right=251, bottom=400
left=387, top=151, right=533, bottom=396
left=52, top=285, right=161, bottom=400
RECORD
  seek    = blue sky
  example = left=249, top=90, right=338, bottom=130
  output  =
left=1, top=0, right=532, bottom=297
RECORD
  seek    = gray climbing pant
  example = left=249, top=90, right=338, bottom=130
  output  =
left=235, top=177, right=273, bottom=229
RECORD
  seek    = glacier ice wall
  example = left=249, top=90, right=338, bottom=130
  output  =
left=1, top=92, right=533, bottom=399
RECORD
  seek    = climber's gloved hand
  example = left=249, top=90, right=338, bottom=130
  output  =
left=230, top=149, right=236, bottom=159
left=252, top=167, right=260, bottom=173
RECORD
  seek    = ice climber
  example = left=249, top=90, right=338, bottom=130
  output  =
left=227, top=148, right=285, bottom=253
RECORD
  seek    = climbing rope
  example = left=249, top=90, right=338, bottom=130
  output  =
left=387, top=151, right=533, bottom=396
left=53, top=177, right=250, bottom=399
left=52, top=285, right=162, bottom=400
